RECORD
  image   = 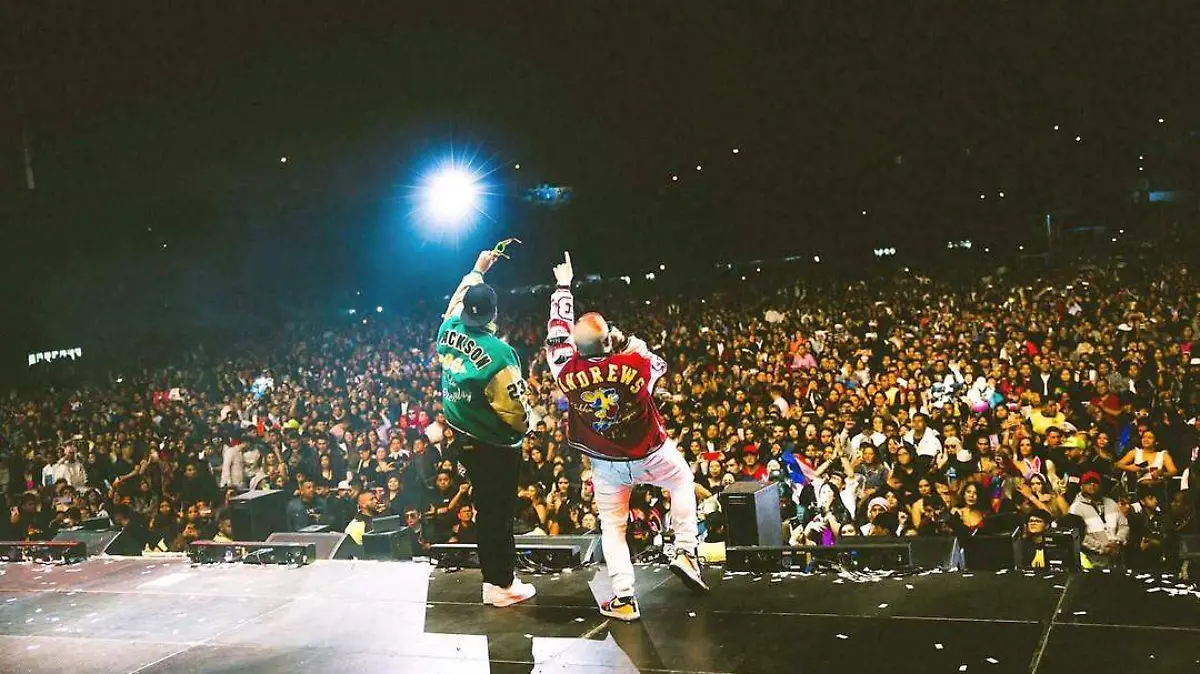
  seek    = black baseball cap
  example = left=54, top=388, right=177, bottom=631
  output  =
left=461, top=284, right=498, bottom=328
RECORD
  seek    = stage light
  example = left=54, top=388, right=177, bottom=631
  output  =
left=376, top=306, right=383, bottom=313
left=514, top=163, right=521, bottom=170
left=732, top=148, right=740, bottom=154
left=999, top=192, right=1005, bottom=198
left=421, top=167, right=482, bottom=225
left=1018, top=245, right=1025, bottom=251
left=813, top=255, right=821, bottom=263
left=362, top=319, right=367, bottom=324
left=984, top=247, right=990, bottom=253
left=741, top=276, right=746, bottom=281
left=645, top=272, right=656, bottom=280
left=1053, top=125, right=1059, bottom=131
left=280, top=157, right=288, bottom=163
left=1075, top=136, right=1081, bottom=142
left=1139, top=155, right=1144, bottom=160
left=659, top=264, right=666, bottom=271
left=349, top=309, right=357, bottom=315
left=671, top=175, right=679, bottom=182
left=1112, top=237, right=1118, bottom=242
left=1158, top=118, right=1164, bottom=123
left=862, top=210, right=868, bottom=215
left=696, top=165, right=702, bottom=171
left=980, top=194, right=985, bottom=200
left=356, top=291, right=361, bottom=296
left=1139, top=167, right=1144, bottom=171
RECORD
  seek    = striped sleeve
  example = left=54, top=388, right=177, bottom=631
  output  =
left=484, top=364, right=531, bottom=436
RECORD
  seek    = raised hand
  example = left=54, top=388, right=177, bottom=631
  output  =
left=474, top=250, right=499, bottom=275
left=553, top=252, right=574, bottom=286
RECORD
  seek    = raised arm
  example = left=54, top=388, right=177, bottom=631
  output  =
left=545, top=252, right=576, bottom=379
left=443, top=251, right=498, bottom=320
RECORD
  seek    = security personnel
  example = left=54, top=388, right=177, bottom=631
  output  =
left=344, top=491, right=378, bottom=546
left=435, top=249, right=536, bottom=608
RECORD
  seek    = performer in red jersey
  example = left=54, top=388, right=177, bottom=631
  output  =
left=544, top=252, right=708, bottom=622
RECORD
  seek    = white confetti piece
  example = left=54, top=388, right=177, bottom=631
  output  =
left=959, top=666, right=968, bottom=672
left=1073, top=611, right=1087, bottom=616
left=905, top=584, right=914, bottom=590
left=995, top=569, right=1008, bottom=575
left=574, top=617, right=585, bottom=622
left=35, top=608, right=42, bottom=613
left=524, top=633, right=533, bottom=639
left=878, top=603, right=889, bottom=609
left=836, top=633, right=849, bottom=640
left=688, top=611, right=697, bottom=617
left=935, top=643, right=944, bottom=650
left=986, top=657, right=999, bottom=664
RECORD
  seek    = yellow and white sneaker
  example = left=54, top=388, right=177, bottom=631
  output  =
left=599, top=595, right=641, bottom=621
left=482, top=578, right=537, bottom=607
left=669, top=550, right=710, bottom=592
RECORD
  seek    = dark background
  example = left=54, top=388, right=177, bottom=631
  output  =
left=1, top=3, right=1197, bottom=373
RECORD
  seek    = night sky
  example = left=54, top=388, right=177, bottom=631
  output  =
left=1, top=4, right=1197, bottom=360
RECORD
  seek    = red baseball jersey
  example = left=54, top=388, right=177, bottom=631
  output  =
left=545, top=287, right=667, bottom=461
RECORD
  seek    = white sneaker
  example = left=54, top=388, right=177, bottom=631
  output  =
left=482, top=578, right=537, bottom=607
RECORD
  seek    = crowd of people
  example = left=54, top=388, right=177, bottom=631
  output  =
left=3, top=240, right=1199, bottom=572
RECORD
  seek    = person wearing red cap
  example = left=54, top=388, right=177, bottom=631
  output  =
left=1068, top=470, right=1128, bottom=568
left=544, top=252, right=708, bottom=622
left=738, top=445, right=768, bottom=482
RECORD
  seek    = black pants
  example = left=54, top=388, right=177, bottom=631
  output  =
left=458, top=438, right=520, bottom=587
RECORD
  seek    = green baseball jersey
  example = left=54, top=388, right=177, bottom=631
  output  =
left=436, top=315, right=530, bottom=447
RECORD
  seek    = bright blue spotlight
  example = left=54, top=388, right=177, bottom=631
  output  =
left=415, top=157, right=490, bottom=231
left=424, top=168, right=480, bottom=222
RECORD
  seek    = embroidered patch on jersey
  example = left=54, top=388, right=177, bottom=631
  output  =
left=581, top=387, right=620, bottom=433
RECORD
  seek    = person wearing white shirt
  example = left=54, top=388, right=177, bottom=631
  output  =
left=1068, top=471, right=1128, bottom=568
left=44, top=446, right=88, bottom=488
left=903, top=413, right=942, bottom=458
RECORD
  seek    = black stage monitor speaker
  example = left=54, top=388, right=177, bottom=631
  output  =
left=516, top=534, right=603, bottom=564
left=0, top=540, right=88, bottom=563
left=52, top=529, right=121, bottom=557
left=363, top=528, right=414, bottom=561
left=372, top=515, right=402, bottom=533
left=230, top=489, right=288, bottom=541
left=82, top=517, right=112, bottom=531
left=961, top=533, right=1017, bottom=570
left=266, top=532, right=356, bottom=560
left=1181, top=534, right=1200, bottom=560
left=719, top=481, right=782, bottom=546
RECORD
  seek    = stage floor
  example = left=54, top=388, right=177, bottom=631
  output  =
left=0, top=557, right=1198, bottom=673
